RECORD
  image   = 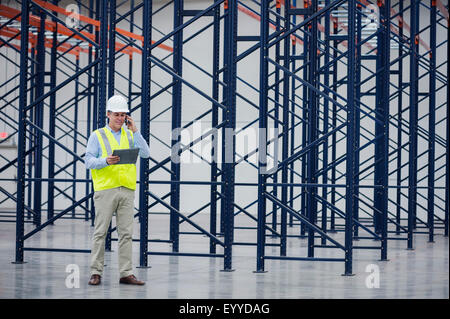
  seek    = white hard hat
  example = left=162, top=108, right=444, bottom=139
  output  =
left=106, top=95, right=129, bottom=113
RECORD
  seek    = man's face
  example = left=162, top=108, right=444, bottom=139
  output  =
left=107, top=111, right=127, bottom=131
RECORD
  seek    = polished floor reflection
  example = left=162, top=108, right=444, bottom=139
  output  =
left=0, top=215, right=448, bottom=299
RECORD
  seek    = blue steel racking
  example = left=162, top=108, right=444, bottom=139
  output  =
left=0, top=0, right=448, bottom=274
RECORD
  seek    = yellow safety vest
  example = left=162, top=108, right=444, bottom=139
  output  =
left=91, top=127, right=137, bottom=192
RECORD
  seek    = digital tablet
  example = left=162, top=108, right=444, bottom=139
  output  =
left=111, top=148, right=139, bottom=164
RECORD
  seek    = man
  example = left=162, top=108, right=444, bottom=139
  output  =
left=85, top=95, right=150, bottom=286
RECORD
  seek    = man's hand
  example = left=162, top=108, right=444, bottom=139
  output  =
left=126, top=115, right=138, bottom=133
left=106, top=155, right=120, bottom=165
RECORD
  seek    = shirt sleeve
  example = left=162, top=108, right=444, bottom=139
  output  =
left=133, top=131, right=150, bottom=159
left=85, top=132, right=108, bottom=170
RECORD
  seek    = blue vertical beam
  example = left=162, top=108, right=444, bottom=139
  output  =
left=256, top=0, right=269, bottom=273
left=300, top=12, right=309, bottom=237
left=379, top=0, right=390, bottom=260
left=344, top=0, right=356, bottom=276
left=210, top=0, right=220, bottom=254
left=28, top=14, right=35, bottom=222
left=33, top=7, right=46, bottom=226
left=289, top=0, right=297, bottom=229
left=98, top=0, right=108, bottom=129
left=395, top=0, right=404, bottom=235
left=307, top=0, right=318, bottom=258
left=85, top=0, right=94, bottom=221
left=280, top=0, right=291, bottom=257
left=128, top=0, right=135, bottom=112
left=321, top=0, right=331, bottom=245
left=374, top=1, right=383, bottom=235
left=14, top=0, right=30, bottom=263
left=352, top=1, right=361, bottom=239
left=139, top=0, right=152, bottom=268
left=427, top=0, right=436, bottom=243
left=330, top=19, right=338, bottom=233
left=90, top=0, right=101, bottom=227
left=446, top=3, right=449, bottom=238
left=108, top=0, right=116, bottom=98
left=73, top=0, right=82, bottom=218
left=407, top=0, right=419, bottom=250
left=92, top=0, right=101, bottom=133
left=27, top=56, right=34, bottom=222
left=170, top=0, right=183, bottom=253
left=48, top=0, right=58, bottom=224
left=97, top=0, right=108, bottom=237
left=72, top=55, right=80, bottom=218
left=105, top=0, right=114, bottom=252
left=272, top=2, right=281, bottom=235
left=223, top=0, right=237, bottom=272
left=220, top=1, right=229, bottom=237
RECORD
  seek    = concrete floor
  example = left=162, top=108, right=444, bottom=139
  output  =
left=0, top=214, right=448, bottom=299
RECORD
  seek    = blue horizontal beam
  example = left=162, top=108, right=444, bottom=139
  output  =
left=23, top=247, right=91, bottom=253
left=182, top=10, right=214, bottom=16
left=237, top=36, right=260, bottom=41
left=264, top=256, right=345, bottom=262
left=147, top=251, right=224, bottom=258
left=288, top=8, right=313, bottom=15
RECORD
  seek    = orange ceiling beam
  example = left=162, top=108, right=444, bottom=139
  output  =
left=0, top=26, right=85, bottom=56
left=31, top=0, right=173, bottom=53
left=0, top=2, right=172, bottom=56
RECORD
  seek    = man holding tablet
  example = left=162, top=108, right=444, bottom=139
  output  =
left=85, top=94, right=150, bottom=286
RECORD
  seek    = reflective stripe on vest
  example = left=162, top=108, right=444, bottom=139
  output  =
left=98, top=128, right=113, bottom=155
left=125, top=129, right=133, bottom=148
left=98, top=127, right=133, bottom=156
left=90, top=127, right=137, bottom=192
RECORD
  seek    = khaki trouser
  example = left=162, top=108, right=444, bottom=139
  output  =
left=90, top=186, right=135, bottom=278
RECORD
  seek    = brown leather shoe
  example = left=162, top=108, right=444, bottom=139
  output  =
left=88, top=274, right=101, bottom=285
left=119, top=274, right=145, bottom=285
